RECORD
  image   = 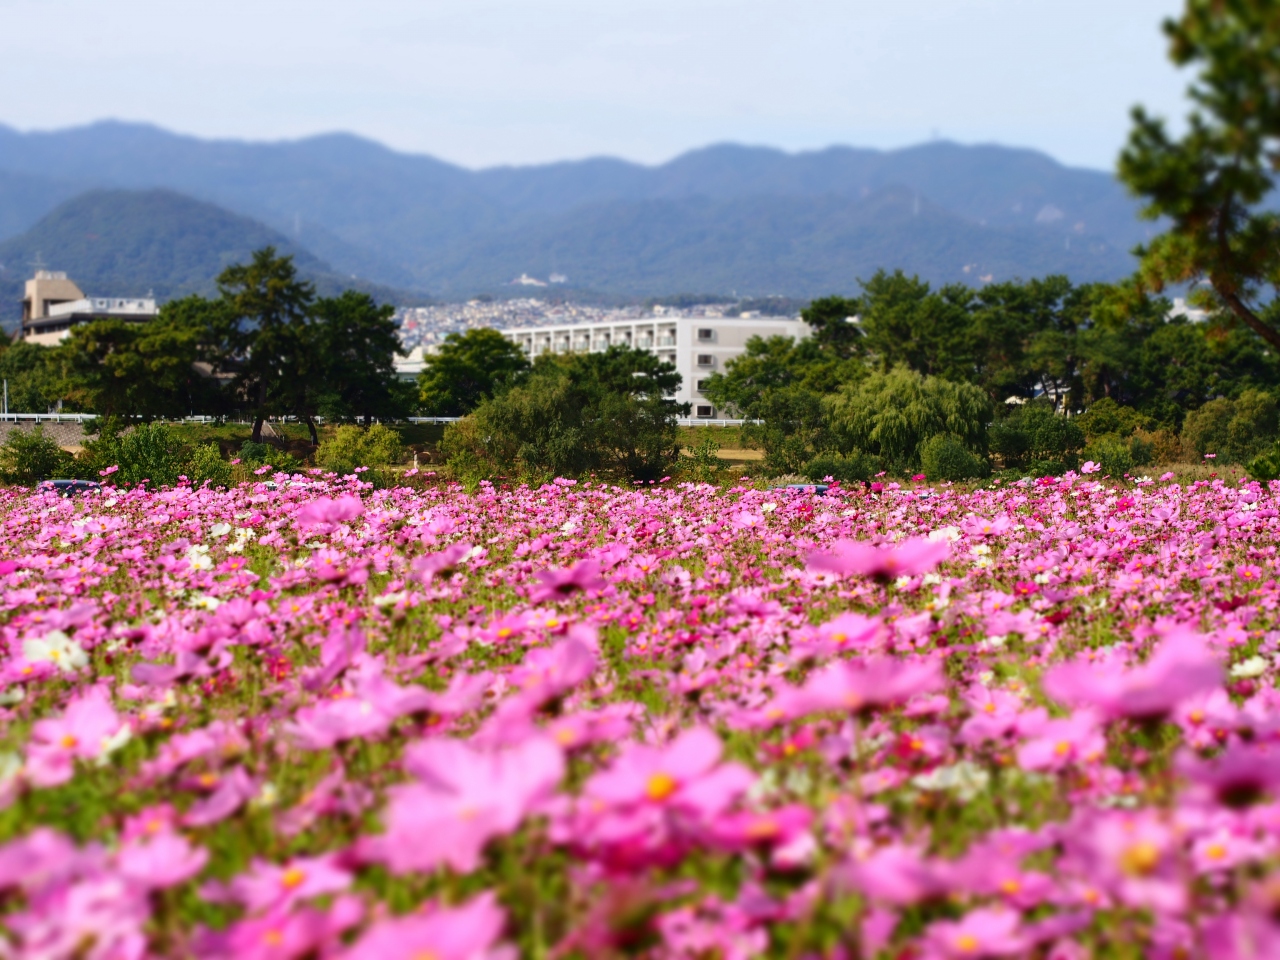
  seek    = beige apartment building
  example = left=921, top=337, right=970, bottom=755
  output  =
left=20, top=271, right=158, bottom=346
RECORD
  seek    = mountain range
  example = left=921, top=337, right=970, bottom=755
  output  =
left=0, top=121, right=1154, bottom=312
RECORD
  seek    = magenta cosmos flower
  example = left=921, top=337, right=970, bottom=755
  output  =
left=530, top=559, right=607, bottom=602
left=807, top=537, right=950, bottom=582
left=342, top=892, right=512, bottom=960
left=1042, top=629, right=1222, bottom=721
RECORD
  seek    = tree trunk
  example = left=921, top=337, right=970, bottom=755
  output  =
left=1221, top=290, right=1280, bottom=353
left=305, top=415, right=319, bottom=446
left=363, top=412, right=372, bottom=429
left=252, top=416, right=264, bottom=444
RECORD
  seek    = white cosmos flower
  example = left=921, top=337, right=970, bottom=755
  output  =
left=22, top=630, right=89, bottom=672
left=1231, top=656, right=1268, bottom=679
left=912, top=761, right=990, bottom=801
left=209, top=522, right=232, bottom=537
left=186, top=544, right=213, bottom=571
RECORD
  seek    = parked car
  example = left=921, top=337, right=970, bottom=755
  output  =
left=34, top=479, right=102, bottom=498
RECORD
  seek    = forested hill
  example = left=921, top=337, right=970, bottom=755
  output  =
left=0, top=122, right=1150, bottom=298
left=0, top=190, right=421, bottom=329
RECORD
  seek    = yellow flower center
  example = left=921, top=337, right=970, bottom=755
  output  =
left=281, top=868, right=306, bottom=889
left=646, top=772, right=678, bottom=802
left=955, top=933, right=981, bottom=954
left=1205, top=843, right=1227, bottom=861
left=1054, top=741, right=1071, bottom=756
left=1120, top=841, right=1161, bottom=876
left=60, top=734, right=78, bottom=749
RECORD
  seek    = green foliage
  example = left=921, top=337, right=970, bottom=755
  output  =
left=56, top=300, right=228, bottom=421
left=218, top=247, right=317, bottom=437
left=0, top=427, right=74, bottom=485
left=1180, top=389, right=1279, bottom=463
left=0, top=342, right=62, bottom=413
left=800, top=296, right=863, bottom=359
left=824, top=365, right=991, bottom=473
left=441, top=346, right=684, bottom=482
left=802, top=450, right=881, bottom=484
left=87, top=421, right=189, bottom=487
left=989, top=401, right=1085, bottom=471
left=1082, top=435, right=1134, bottom=478
left=418, top=328, right=531, bottom=417
left=310, top=291, right=415, bottom=424
left=1247, top=441, right=1280, bottom=481
left=679, top=435, right=727, bottom=484
left=1119, top=0, right=1280, bottom=354
left=184, top=443, right=232, bottom=488
left=316, top=424, right=405, bottom=475
left=1076, top=398, right=1151, bottom=443
left=920, top=434, right=988, bottom=482
left=238, top=440, right=304, bottom=476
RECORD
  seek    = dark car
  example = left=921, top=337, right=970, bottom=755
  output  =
left=34, top=479, right=102, bottom=498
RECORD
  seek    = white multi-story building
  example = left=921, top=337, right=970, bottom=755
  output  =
left=501, top=315, right=808, bottom=417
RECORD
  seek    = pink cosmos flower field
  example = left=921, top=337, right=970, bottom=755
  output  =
left=0, top=470, right=1277, bottom=958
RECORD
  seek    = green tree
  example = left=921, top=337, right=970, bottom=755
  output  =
left=856, top=270, right=976, bottom=383
left=824, top=365, right=991, bottom=474
left=310, top=291, right=415, bottom=426
left=418, top=328, right=530, bottom=417
left=441, top=346, right=685, bottom=481
left=56, top=301, right=226, bottom=421
left=1119, top=0, right=1280, bottom=351
left=800, top=296, right=863, bottom=359
left=317, top=423, right=406, bottom=475
left=217, top=247, right=316, bottom=444
left=0, top=342, right=61, bottom=413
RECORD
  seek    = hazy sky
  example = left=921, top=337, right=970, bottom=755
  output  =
left=1, top=0, right=1189, bottom=171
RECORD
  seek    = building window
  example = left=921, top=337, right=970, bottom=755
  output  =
left=697, top=328, right=714, bottom=341
left=695, top=405, right=715, bottom=418
left=695, top=379, right=710, bottom=392
left=696, top=354, right=714, bottom=366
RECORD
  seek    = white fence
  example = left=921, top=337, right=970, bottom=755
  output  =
left=0, top=413, right=760, bottom=428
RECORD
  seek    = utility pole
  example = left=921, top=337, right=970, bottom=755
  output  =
left=3, top=378, right=7, bottom=418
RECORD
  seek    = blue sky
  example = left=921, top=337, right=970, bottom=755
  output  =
left=2, top=0, right=1188, bottom=171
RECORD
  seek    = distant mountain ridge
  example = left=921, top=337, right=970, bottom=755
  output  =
left=0, top=121, right=1151, bottom=298
left=0, top=190, right=423, bottom=329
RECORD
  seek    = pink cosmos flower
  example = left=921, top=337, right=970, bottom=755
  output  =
left=771, top=657, right=944, bottom=719
left=807, top=537, right=949, bottom=582
left=838, top=842, right=954, bottom=905
left=296, top=496, right=364, bottom=528
left=26, top=686, right=131, bottom=787
left=1177, top=742, right=1280, bottom=808
left=530, top=560, right=607, bottom=602
left=365, top=736, right=564, bottom=874
left=227, top=853, right=351, bottom=913
left=1042, top=629, right=1222, bottom=721
left=411, top=542, right=475, bottom=583
left=341, top=892, right=512, bottom=960
left=921, top=907, right=1027, bottom=959
left=584, top=726, right=753, bottom=818
left=1016, top=710, right=1107, bottom=771
left=116, top=830, right=208, bottom=890
left=1081, top=461, right=1101, bottom=474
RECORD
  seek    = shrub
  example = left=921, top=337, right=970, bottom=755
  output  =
left=87, top=422, right=187, bottom=487
left=989, top=401, right=1084, bottom=471
left=239, top=440, right=304, bottom=476
left=1083, top=435, right=1134, bottom=477
left=802, top=450, right=882, bottom=484
left=680, top=435, right=727, bottom=484
left=317, top=424, right=405, bottom=475
left=0, top=427, right=74, bottom=485
left=920, top=434, right=988, bottom=482
left=184, top=443, right=232, bottom=488
left=1077, top=398, right=1151, bottom=442
left=1182, top=389, right=1278, bottom=463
